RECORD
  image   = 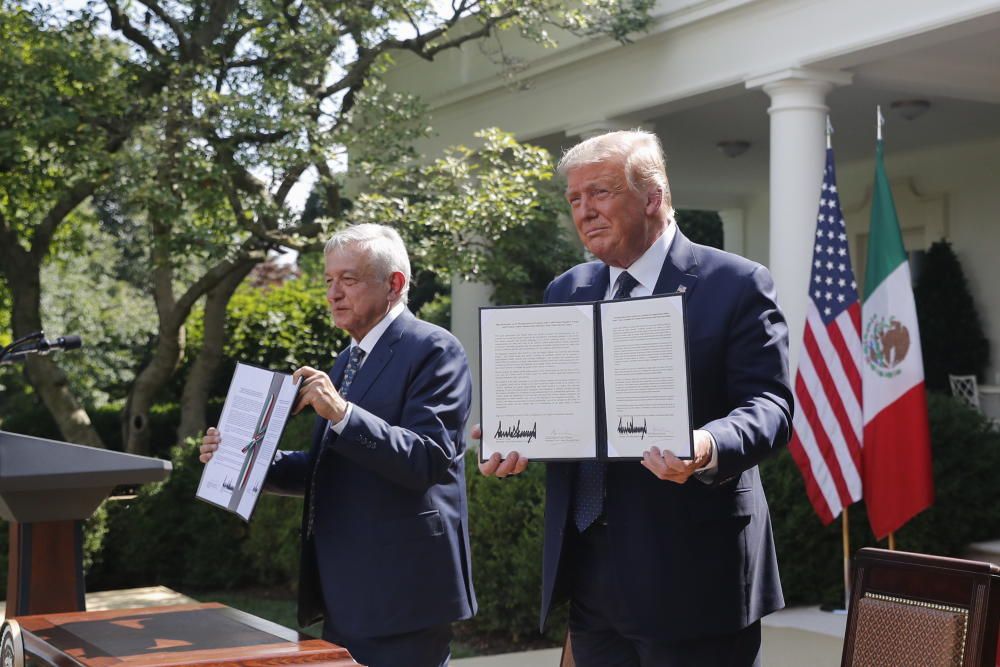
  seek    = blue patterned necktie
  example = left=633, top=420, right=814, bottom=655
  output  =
left=307, top=345, right=366, bottom=537
left=339, top=345, right=366, bottom=398
left=572, top=271, right=639, bottom=532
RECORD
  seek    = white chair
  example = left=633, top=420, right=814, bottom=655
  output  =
left=949, top=374, right=981, bottom=410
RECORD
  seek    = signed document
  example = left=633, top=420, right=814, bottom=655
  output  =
left=480, top=293, right=692, bottom=462
left=480, top=304, right=598, bottom=461
left=196, top=363, right=300, bottom=521
left=600, top=295, right=692, bottom=459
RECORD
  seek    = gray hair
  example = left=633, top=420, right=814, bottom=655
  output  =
left=557, top=130, right=672, bottom=210
left=324, top=223, right=411, bottom=304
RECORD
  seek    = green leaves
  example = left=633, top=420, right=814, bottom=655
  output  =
left=351, top=128, right=557, bottom=282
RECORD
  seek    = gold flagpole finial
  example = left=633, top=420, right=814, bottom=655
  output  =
left=876, top=105, right=885, bottom=142
left=826, top=115, right=834, bottom=150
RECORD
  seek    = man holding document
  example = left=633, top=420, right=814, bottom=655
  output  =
left=200, top=224, right=476, bottom=667
left=479, top=130, right=793, bottom=666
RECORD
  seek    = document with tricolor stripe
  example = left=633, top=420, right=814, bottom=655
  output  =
left=196, top=363, right=300, bottom=521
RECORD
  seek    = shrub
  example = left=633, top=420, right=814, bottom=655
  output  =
left=914, top=240, right=990, bottom=391
left=461, top=447, right=566, bottom=645
left=87, top=411, right=316, bottom=594
left=765, top=391, right=1000, bottom=606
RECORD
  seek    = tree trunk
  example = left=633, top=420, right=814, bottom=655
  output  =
left=122, top=322, right=184, bottom=455
left=3, top=244, right=104, bottom=448
left=176, top=264, right=253, bottom=444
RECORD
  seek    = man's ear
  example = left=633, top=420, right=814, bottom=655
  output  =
left=645, top=187, right=663, bottom=216
left=388, top=271, right=406, bottom=300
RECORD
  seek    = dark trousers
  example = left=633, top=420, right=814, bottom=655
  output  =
left=323, top=622, right=452, bottom=667
left=568, top=522, right=762, bottom=667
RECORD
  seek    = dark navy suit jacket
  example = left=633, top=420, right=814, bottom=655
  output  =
left=267, top=309, right=476, bottom=639
left=540, top=230, right=793, bottom=641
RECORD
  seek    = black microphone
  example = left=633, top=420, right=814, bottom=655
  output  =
left=48, top=335, right=82, bottom=352
left=0, top=333, right=83, bottom=364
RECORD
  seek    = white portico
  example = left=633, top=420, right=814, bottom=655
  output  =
left=383, top=0, right=1000, bottom=405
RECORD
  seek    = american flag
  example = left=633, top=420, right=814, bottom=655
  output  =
left=788, top=147, right=864, bottom=525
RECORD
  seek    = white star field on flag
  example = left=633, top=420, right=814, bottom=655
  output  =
left=809, top=162, right=858, bottom=322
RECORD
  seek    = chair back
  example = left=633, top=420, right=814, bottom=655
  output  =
left=950, top=374, right=982, bottom=410
left=842, top=547, right=1000, bottom=667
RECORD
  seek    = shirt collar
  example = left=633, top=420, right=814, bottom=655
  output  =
left=352, top=300, right=406, bottom=355
left=608, top=220, right=677, bottom=295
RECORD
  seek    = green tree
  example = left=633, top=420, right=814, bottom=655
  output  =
left=914, top=240, right=989, bottom=391
left=3, top=0, right=654, bottom=454
left=0, top=2, right=142, bottom=446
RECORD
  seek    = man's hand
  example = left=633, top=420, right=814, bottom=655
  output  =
left=199, top=426, right=220, bottom=464
left=640, top=429, right=713, bottom=484
left=471, top=423, right=530, bottom=478
left=292, top=365, right=348, bottom=423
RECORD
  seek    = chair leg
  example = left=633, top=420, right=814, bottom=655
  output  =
left=560, top=629, right=575, bottom=667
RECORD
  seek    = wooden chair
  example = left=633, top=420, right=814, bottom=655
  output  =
left=842, top=547, right=1000, bottom=667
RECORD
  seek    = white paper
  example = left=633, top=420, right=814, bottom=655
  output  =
left=196, top=363, right=299, bottom=520
left=480, top=304, right=597, bottom=460
left=600, top=295, right=692, bottom=459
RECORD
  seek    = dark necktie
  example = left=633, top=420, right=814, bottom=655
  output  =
left=572, top=271, right=639, bottom=532
left=306, top=345, right=366, bottom=537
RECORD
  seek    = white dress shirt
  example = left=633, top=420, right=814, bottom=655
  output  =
left=329, top=300, right=406, bottom=433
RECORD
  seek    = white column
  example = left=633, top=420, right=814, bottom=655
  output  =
left=450, top=277, right=493, bottom=429
left=718, top=208, right=746, bottom=257
left=746, top=68, right=852, bottom=372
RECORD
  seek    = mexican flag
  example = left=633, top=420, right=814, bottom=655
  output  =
left=861, top=138, right=934, bottom=540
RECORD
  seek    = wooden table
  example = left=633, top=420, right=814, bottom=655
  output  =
left=11, top=602, right=359, bottom=666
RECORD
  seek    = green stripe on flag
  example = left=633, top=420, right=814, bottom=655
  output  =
left=863, top=140, right=908, bottom=298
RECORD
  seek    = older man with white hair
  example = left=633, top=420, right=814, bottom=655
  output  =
left=480, top=130, right=793, bottom=666
left=201, top=223, right=476, bottom=667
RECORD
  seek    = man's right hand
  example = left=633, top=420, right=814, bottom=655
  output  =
left=472, top=423, right=530, bottom=478
left=199, top=426, right=220, bottom=464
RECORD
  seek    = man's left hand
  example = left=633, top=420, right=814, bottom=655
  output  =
left=292, top=366, right=349, bottom=423
left=640, top=430, right=713, bottom=484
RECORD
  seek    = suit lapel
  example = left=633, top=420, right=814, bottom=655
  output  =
left=570, top=263, right=611, bottom=303
left=341, top=309, right=412, bottom=403
left=653, top=228, right=699, bottom=296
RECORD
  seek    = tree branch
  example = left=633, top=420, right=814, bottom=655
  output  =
left=106, top=0, right=167, bottom=63
left=136, top=0, right=191, bottom=58
left=31, top=179, right=99, bottom=262
left=275, top=164, right=308, bottom=207
left=191, top=0, right=238, bottom=56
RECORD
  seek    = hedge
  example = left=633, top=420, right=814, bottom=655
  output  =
left=1, top=391, right=998, bottom=645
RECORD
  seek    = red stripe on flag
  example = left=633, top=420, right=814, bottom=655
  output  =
left=794, top=370, right=853, bottom=507
left=802, top=325, right=863, bottom=486
left=831, top=303, right=863, bottom=406
left=862, top=383, right=934, bottom=539
left=788, top=434, right=836, bottom=525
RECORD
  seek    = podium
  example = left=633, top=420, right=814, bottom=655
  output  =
left=0, top=430, right=172, bottom=616
left=6, top=602, right=358, bottom=665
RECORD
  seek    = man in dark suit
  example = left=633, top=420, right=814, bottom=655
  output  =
left=201, top=223, right=476, bottom=667
left=479, top=130, right=793, bottom=665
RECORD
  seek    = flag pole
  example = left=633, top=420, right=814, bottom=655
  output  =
left=876, top=103, right=893, bottom=562
left=842, top=506, right=851, bottom=610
